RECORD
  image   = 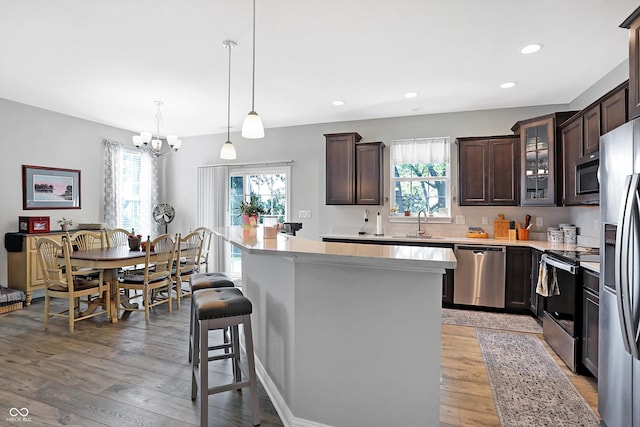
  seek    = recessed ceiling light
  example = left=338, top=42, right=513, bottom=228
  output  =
left=404, top=92, right=418, bottom=98
left=332, top=100, right=345, bottom=106
left=521, top=44, right=542, bottom=54
left=500, top=81, right=517, bottom=89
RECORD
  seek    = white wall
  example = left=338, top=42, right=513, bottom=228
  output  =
left=0, top=98, right=136, bottom=286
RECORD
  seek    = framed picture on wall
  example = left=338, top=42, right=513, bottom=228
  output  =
left=22, top=165, right=81, bottom=210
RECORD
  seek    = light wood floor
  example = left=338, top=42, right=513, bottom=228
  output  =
left=440, top=323, right=599, bottom=427
left=0, top=300, right=597, bottom=426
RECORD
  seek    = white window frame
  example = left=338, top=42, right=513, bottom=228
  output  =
left=388, top=137, right=452, bottom=224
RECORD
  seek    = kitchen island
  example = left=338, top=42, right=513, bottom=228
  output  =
left=213, top=226, right=456, bottom=427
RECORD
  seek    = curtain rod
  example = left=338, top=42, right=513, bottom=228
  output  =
left=197, top=160, right=294, bottom=169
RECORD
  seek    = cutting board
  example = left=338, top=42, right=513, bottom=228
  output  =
left=494, top=214, right=510, bottom=240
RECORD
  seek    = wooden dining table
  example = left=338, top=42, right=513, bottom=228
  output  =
left=67, top=246, right=156, bottom=323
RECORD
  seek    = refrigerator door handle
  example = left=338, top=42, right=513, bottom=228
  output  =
left=616, top=173, right=639, bottom=357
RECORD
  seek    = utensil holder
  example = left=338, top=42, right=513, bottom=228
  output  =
left=517, top=229, right=529, bottom=240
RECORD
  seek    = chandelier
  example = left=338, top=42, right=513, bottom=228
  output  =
left=132, top=101, right=182, bottom=157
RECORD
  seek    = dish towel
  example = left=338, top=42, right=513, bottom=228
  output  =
left=536, top=261, right=560, bottom=297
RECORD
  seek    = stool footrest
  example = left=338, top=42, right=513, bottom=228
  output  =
left=208, top=380, right=251, bottom=396
left=208, top=352, right=236, bottom=362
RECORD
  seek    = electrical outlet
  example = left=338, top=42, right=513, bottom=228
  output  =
left=481, top=216, right=488, bottom=225
left=298, top=210, right=312, bottom=219
left=455, top=215, right=466, bottom=225
left=536, top=217, right=543, bottom=227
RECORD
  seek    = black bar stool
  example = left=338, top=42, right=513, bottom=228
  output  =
left=191, top=287, right=260, bottom=426
left=189, top=273, right=235, bottom=362
left=188, top=273, right=235, bottom=362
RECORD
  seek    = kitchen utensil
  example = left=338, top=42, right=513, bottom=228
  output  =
left=525, top=214, right=531, bottom=228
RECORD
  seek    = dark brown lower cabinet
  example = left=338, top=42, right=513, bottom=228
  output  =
left=582, top=269, right=599, bottom=378
left=530, top=249, right=545, bottom=320
left=505, top=246, right=532, bottom=311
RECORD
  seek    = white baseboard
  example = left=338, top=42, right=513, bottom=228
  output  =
left=253, top=357, right=333, bottom=427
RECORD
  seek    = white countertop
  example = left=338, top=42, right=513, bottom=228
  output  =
left=320, top=233, right=585, bottom=252
left=214, top=226, right=457, bottom=270
left=581, top=261, right=600, bottom=274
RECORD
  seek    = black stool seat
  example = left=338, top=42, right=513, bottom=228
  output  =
left=193, top=288, right=250, bottom=319
left=191, top=272, right=235, bottom=293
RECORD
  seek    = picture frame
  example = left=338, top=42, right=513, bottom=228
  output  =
left=22, top=165, right=81, bottom=210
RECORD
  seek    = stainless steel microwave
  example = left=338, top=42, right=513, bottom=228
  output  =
left=576, top=152, right=599, bottom=195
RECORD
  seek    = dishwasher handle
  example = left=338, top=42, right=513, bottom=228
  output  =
left=455, top=245, right=506, bottom=253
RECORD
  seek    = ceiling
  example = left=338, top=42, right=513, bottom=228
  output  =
left=0, top=0, right=637, bottom=138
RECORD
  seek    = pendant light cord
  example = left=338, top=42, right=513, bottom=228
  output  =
left=227, top=42, right=232, bottom=141
left=251, top=0, right=256, bottom=111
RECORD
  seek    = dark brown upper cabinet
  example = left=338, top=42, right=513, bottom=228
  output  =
left=601, top=82, right=628, bottom=134
left=621, top=7, right=640, bottom=120
left=560, top=81, right=628, bottom=206
left=325, top=132, right=384, bottom=205
left=457, top=135, right=519, bottom=206
left=512, top=112, right=576, bottom=207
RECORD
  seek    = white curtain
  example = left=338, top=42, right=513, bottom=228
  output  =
left=103, top=139, right=160, bottom=237
left=390, top=137, right=451, bottom=165
left=196, top=165, right=229, bottom=272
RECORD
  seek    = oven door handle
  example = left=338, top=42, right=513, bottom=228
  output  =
left=541, top=254, right=577, bottom=275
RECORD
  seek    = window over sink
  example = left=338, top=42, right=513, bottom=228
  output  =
left=389, top=137, right=451, bottom=220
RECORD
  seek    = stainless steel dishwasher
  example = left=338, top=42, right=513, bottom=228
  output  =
left=453, top=245, right=506, bottom=308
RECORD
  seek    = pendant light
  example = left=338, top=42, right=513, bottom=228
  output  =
left=220, top=40, right=237, bottom=160
left=241, top=0, right=264, bottom=139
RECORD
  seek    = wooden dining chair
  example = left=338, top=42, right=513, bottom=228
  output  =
left=67, top=230, right=106, bottom=281
left=105, top=228, right=131, bottom=248
left=116, top=234, right=176, bottom=321
left=171, top=232, right=203, bottom=309
left=194, top=227, right=213, bottom=273
left=69, top=229, right=104, bottom=251
left=36, top=236, right=111, bottom=333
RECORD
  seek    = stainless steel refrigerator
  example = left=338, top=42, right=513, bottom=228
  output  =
left=600, top=118, right=640, bottom=427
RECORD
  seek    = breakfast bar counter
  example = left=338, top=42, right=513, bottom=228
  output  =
left=213, top=226, right=456, bottom=427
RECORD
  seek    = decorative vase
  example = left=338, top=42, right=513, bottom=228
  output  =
left=61, top=224, right=70, bottom=231
left=242, top=214, right=259, bottom=227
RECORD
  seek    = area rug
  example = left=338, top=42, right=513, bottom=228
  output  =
left=477, top=328, right=600, bottom=427
left=442, top=308, right=542, bottom=334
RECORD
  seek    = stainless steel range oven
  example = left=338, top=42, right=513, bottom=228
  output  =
left=541, top=248, right=599, bottom=372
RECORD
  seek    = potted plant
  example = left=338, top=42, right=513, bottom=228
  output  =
left=57, top=217, right=72, bottom=231
left=238, top=195, right=269, bottom=227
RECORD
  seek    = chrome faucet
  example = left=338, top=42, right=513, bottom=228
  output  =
left=417, top=209, right=428, bottom=235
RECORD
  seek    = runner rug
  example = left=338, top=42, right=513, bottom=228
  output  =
left=476, top=328, right=600, bottom=427
left=442, top=308, right=542, bottom=334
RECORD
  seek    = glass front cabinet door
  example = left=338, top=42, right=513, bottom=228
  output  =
left=520, top=117, right=556, bottom=206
